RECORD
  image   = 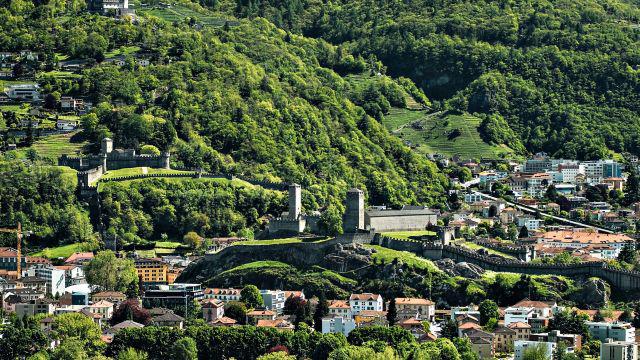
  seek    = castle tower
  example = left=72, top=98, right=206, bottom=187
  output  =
left=343, top=188, right=364, bottom=233
left=101, top=138, right=113, bottom=155
left=161, top=151, right=171, bottom=169
left=100, top=153, right=107, bottom=173
left=288, top=183, right=301, bottom=220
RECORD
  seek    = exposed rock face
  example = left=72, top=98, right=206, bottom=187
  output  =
left=322, top=243, right=373, bottom=272
left=435, top=258, right=485, bottom=278
left=570, top=278, right=610, bottom=309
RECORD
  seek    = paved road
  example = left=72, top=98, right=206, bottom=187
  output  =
left=470, top=190, right=614, bottom=234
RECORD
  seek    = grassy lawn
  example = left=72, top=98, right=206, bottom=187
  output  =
left=155, top=241, right=182, bottom=249
left=101, top=167, right=191, bottom=179
left=31, top=243, right=88, bottom=258
left=37, top=70, right=82, bottom=79
left=379, top=230, right=436, bottom=240
left=365, top=245, right=441, bottom=272
left=457, top=241, right=516, bottom=259
left=382, top=110, right=516, bottom=159
left=0, top=104, right=30, bottom=115
left=235, top=237, right=303, bottom=246
left=12, top=131, right=89, bottom=161
left=0, top=79, right=36, bottom=88
left=104, top=46, right=142, bottom=59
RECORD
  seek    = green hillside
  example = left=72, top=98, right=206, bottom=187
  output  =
left=223, top=0, right=640, bottom=160
left=383, top=109, right=516, bottom=158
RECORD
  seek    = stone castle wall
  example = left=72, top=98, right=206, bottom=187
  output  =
left=375, top=236, right=640, bottom=291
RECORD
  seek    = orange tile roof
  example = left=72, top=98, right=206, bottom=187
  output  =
left=395, top=298, right=434, bottom=306
left=508, top=322, right=531, bottom=329
left=459, top=322, right=482, bottom=330
left=539, top=230, right=632, bottom=244
left=328, top=300, right=350, bottom=309
left=65, top=252, right=94, bottom=263
left=246, top=310, right=275, bottom=316
left=349, top=293, right=382, bottom=301
left=513, top=299, right=554, bottom=308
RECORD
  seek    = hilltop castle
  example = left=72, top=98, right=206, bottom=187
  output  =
left=58, top=138, right=170, bottom=188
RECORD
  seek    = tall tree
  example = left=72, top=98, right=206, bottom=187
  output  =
left=625, top=168, right=640, bottom=205
left=313, top=292, right=329, bottom=331
left=240, top=285, right=264, bottom=309
left=478, top=299, right=499, bottom=326
left=85, top=250, right=138, bottom=292
left=386, top=298, right=398, bottom=326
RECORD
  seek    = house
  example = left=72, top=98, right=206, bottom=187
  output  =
left=256, top=318, right=295, bottom=331
left=537, top=231, right=632, bottom=258
left=451, top=306, right=481, bottom=322
left=92, top=291, right=126, bottom=303
left=55, top=119, right=80, bottom=131
left=395, top=298, right=435, bottom=321
left=508, top=322, right=531, bottom=342
left=464, top=329, right=495, bottom=359
left=201, top=299, right=225, bottom=322
left=511, top=299, right=557, bottom=318
left=142, top=283, right=203, bottom=313
left=60, top=97, right=83, bottom=111
left=105, top=320, right=144, bottom=335
left=516, top=217, right=544, bottom=232
left=322, top=316, right=356, bottom=336
left=209, top=316, right=237, bottom=327
left=151, top=312, right=185, bottom=329
left=84, top=300, right=114, bottom=319
left=15, top=299, right=56, bottom=317
left=601, top=339, right=638, bottom=360
left=328, top=300, right=352, bottom=318
left=80, top=308, right=104, bottom=327
left=504, top=307, right=535, bottom=326
left=284, top=290, right=305, bottom=300
left=354, top=310, right=388, bottom=327
left=514, top=340, right=555, bottom=360
left=586, top=322, right=636, bottom=343
left=65, top=252, right=94, bottom=265
left=459, top=322, right=483, bottom=337
left=5, top=84, right=41, bottom=101
left=349, top=293, right=383, bottom=315
left=603, top=178, right=625, bottom=192
left=557, top=196, right=588, bottom=211
left=246, top=310, right=276, bottom=324
left=493, top=326, right=517, bottom=353
left=500, top=207, right=521, bottom=224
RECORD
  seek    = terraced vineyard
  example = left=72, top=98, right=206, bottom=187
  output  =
left=382, top=109, right=516, bottom=159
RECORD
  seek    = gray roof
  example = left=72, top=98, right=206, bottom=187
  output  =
left=365, top=209, right=436, bottom=218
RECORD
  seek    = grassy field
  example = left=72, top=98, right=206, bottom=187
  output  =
left=365, top=245, right=441, bottom=272
left=457, top=241, right=516, bottom=259
left=0, top=104, right=30, bottom=115
left=37, top=70, right=82, bottom=79
left=136, top=3, right=230, bottom=26
left=101, top=167, right=191, bottom=179
left=31, top=243, right=88, bottom=258
left=98, top=168, right=256, bottom=189
left=104, top=46, right=141, bottom=59
left=382, top=109, right=516, bottom=159
left=379, top=230, right=436, bottom=240
left=10, top=131, right=89, bottom=161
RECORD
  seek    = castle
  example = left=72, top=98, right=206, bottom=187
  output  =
left=268, top=185, right=438, bottom=235
left=58, top=138, right=171, bottom=188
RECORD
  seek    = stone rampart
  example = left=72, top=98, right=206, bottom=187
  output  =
left=376, top=236, right=640, bottom=290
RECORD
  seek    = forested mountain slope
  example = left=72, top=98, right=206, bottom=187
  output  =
left=0, top=2, right=447, bottom=231
left=225, top=0, right=640, bottom=159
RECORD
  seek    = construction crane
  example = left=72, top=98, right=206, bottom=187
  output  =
left=0, top=223, right=25, bottom=279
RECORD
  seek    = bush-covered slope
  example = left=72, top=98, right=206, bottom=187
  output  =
left=224, top=0, right=640, bottom=159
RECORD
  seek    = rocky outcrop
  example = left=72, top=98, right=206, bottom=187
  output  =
left=322, top=243, right=373, bottom=272
left=569, top=277, right=610, bottom=309
left=435, top=258, right=485, bottom=279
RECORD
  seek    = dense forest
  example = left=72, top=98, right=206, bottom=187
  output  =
left=0, top=0, right=450, bottom=244
left=223, top=0, right=640, bottom=159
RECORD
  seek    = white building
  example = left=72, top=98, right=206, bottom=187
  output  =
left=516, top=217, right=544, bottom=231
left=504, top=307, right=535, bottom=326
left=26, top=264, right=66, bottom=297
left=6, top=84, right=40, bottom=101
left=349, top=293, right=383, bottom=315
left=260, top=290, right=286, bottom=314
left=328, top=300, right=353, bottom=318
left=84, top=300, right=114, bottom=319
left=601, top=339, right=638, bottom=360
left=587, top=322, right=636, bottom=343
left=514, top=340, right=555, bottom=360
left=322, top=316, right=356, bottom=337
left=451, top=306, right=481, bottom=321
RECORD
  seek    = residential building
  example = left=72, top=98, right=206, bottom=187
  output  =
left=204, top=288, right=241, bottom=302
left=257, top=319, right=295, bottom=331
left=494, top=326, right=517, bottom=353
left=601, top=339, right=638, bottom=360
left=586, top=322, right=636, bottom=343
left=530, top=330, right=582, bottom=351
left=134, top=258, right=168, bottom=288
left=511, top=299, right=557, bottom=318
left=451, top=306, right=481, bottom=322
left=509, top=322, right=532, bottom=342
left=202, top=299, right=225, bottom=322
left=0, top=247, right=50, bottom=272
left=465, top=329, right=495, bottom=359
left=349, top=293, right=383, bottom=315
left=537, top=231, right=632, bottom=257
left=516, top=217, right=544, bottom=232
left=65, top=252, right=94, bottom=265
left=260, top=289, right=286, bottom=314
left=504, top=307, right=535, bottom=326
left=92, top=291, right=126, bottom=303
left=395, top=298, right=435, bottom=321
left=142, top=283, right=204, bottom=315
left=514, top=341, right=555, bottom=360
left=54, top=265, right=85, bottom=287
left=322, top=316, right=356, bottom=337
left=55, top=119, right=80, bottom=131
left=246, top=310, right=276, bottom=324
left=354, top=310, right=388, bottom=327
left=15, top=299, right=56, bottom=317
left=328, top=300, right=353, bottom=318
left=465, top=193, right=485, bottom=203
left=84, top=300, right=114, bottom=319
left=209, top=316, right=238, bottom=327
left=5, top=84, right=40, bottom=101
left=26, top=264, right=66, bottom=296
left=151, top=312, right=185, bottom=329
